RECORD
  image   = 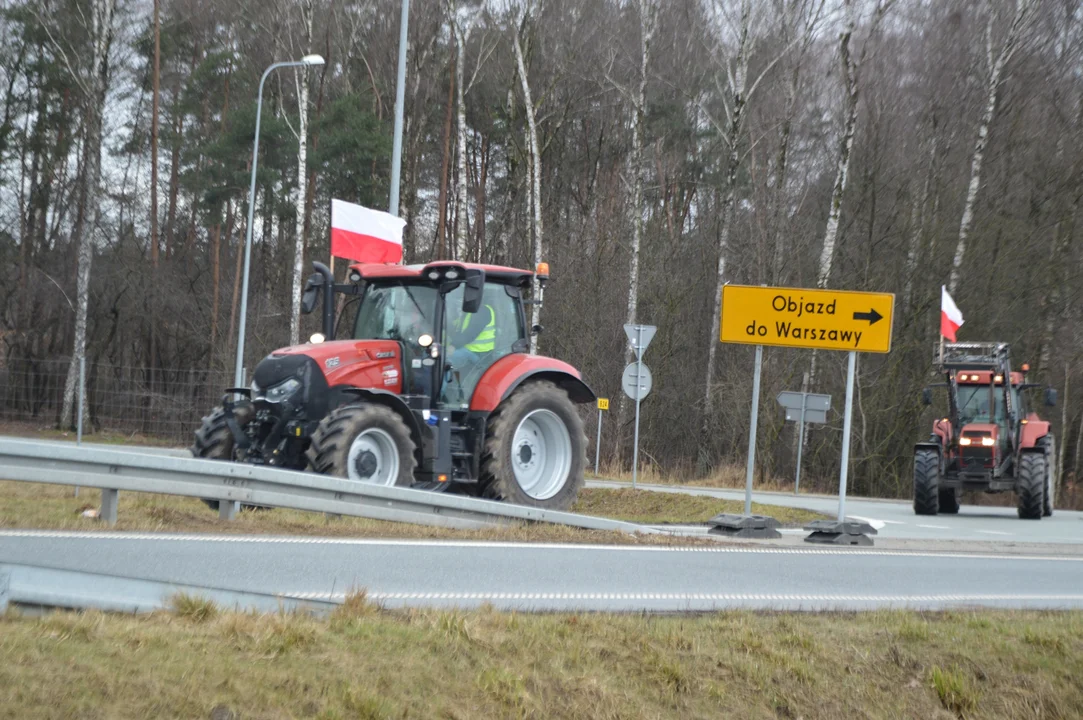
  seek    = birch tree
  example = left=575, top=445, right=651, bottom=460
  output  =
left=610, top=0, right=656, bottom=460
left=699, top=0, right=819, bottom=454
left=948, top=0, right=1033, bottom=295
left=807, top=0, right=891, bottom=393
left=512, top=3, right=544, bottom=353
left=288, top=0, right=315, bottom=346
left=448, top=0, right=476, bottom=261
left=814, top=0, right=893, bottom=289
left=60, top=0, right=117, bottom=428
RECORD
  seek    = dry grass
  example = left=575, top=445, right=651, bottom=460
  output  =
left=0, top=481, right=826, bottom=545
left=575, top=487, right=823, bottom=526
left=0, top=604, right=1079, bottom=719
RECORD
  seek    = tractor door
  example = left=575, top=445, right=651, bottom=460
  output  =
left=439, top=282, right=526, bottom=409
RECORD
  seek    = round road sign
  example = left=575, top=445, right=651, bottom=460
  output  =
left=621, top=362, right=653, bottom=401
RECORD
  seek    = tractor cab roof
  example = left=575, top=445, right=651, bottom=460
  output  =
left=348, top=261, right=535, bottom=288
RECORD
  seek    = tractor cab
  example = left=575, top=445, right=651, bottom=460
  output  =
left=337, top=262, right=532, bottom=410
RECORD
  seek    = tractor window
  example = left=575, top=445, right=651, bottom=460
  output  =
left=956, top=385, right=1006, bottom=426
left=440, top=282, right=525, bottom=408
left=352, top=283, right=438, bottom=344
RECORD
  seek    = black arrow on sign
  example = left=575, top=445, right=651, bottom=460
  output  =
left=852, top=308, right=883, bottom=325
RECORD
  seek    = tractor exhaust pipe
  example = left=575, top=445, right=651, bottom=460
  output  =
left=311, top=261, right=335, bottom=341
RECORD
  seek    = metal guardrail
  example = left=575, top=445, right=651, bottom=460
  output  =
left=0, top=562, right=339, bottom=615
left=0, top=437, right=656, bottom=535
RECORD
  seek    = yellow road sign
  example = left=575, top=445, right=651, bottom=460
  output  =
left=720, top=284, right=894, bottom=353
left=597, top=398, right=610, bottom=411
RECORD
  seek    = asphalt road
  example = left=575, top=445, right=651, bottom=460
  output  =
left=2, top=529, right=1081, bottom=612
left=588, top=480, right=1083, bottom=544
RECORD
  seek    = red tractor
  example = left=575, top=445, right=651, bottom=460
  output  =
left=914, top=342, right=1058, bottom=519
left=192, top=260, right=593, bottom=510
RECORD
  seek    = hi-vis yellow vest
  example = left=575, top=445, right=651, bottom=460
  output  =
left=458, top=305, right=496, bottom=352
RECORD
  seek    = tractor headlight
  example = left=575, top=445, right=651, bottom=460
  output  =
left=959, top=437, right=972, bottom=446
left=263, top=378, right=302, bottom=403
left=981, top=437, right=995, bottom=447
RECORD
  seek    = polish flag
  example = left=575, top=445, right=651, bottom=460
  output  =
left=940, top=286, right=964, bottom=342
left=330, top=199, right=405, bottom=263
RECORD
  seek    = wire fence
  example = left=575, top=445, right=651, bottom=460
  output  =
left=0, top=357, right=232, bottom=445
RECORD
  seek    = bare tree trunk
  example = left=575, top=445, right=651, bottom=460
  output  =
left=61, top=0, right=116, bottom=428
left=614, top=0, right=655, bottom=464
left=436, top=45, right=455, bottom=260
left=815, top=0, right=857, bottom=290
left=289, top=0, right=314, bottom=346
left=451, top=12, right=472, bottom=261
left=949, top=0, right=1031, bottom=295
left=150, top=0, right=160, bottom=267
left=700, top=0, right=754, bottom=463
left=903, top=134, right=937, bottom=314
left=513, top=6, right=544, bottom=354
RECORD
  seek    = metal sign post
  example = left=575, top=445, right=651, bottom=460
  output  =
left=777, top=390, right=831, bottom=495
left=837, top=351, right=857, bottom=521
left=743, top=345, right=763, bottom=515
left=622, top=324, right=656, bottom=490
left=595, top=398, right=609, bottom=474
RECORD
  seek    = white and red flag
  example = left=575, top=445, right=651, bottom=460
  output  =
left=330, top=199, right=405, bottom=263
left=940, top=286, right=964, bottom=342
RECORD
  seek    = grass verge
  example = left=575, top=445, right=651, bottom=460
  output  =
left=0, top=603, right=1079, bottom=719
left=0, top=481, right=824, bottom=544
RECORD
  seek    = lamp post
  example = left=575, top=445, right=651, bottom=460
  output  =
left=234, top=54, right=325, bottom=390
left=388, top=0, right=410, bottom=217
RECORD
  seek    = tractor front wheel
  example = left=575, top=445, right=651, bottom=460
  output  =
left=1016, top=452, right=1046, bottom=520
left=481, top=381, right=586, bottom=511
left=191, top=403, right=254, bottom=511
left=913, top=448, right=940, bottom=516
left=307, top=403, right=417, bottom=486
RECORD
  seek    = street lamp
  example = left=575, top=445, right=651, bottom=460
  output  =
left=389, top=0, right=410, bottom=217
left=234, top=54, right=325, bottom=390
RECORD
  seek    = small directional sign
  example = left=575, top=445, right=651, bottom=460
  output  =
left=785, top=408, right=828, bottom=424
left=719, top=285, right=894, bottom=353
left=597, top=398, right=610, bottom=411
left=623, top=324, right=657, bottom=358
left=621, top=363, right=653, bottom=401
left=777, top=391, right=831, bottom=413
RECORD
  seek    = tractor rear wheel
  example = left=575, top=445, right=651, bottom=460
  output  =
left=1016, top=452, right=1046, bottom=520
left=307, top=403, right=417, bottom=486
left=1039, top=436, right=1056, bottom=517
left=912, top=449, right=940, bottom=516
left=481, top=381, right=585, bottom=511
left=191, top=403, right=254, bottom=511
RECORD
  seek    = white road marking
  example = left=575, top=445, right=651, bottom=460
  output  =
left=976, top=530, right=1012, bottom=536
left=2, top=529, right=1081, bottom=562
left=918, top=524, right=951, bottom=529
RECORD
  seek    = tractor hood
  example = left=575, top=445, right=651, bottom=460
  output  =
left=265, top=338, right=404, bottom=392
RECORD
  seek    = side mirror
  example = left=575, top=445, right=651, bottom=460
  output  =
left=461, top=268, right=485, bottom=314
left=921, top=388, right=932, bottom=406
left=1045, top=387, right=1057, bottom=407
left=300, top=273, right=322, bottom=314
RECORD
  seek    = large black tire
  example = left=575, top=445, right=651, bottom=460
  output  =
left=1016, top=452, right=1046, bottom=520
left=480, top=381, right=586, bottom=511
left=307, top=403, right=416, bottom=486
left=913, top=449, right=940, bottom=516
left=938, top=488, right=960, bottom=514
left=1039, top=436, right=1056, bottom=517
left=191, top=404, right=254, bottom=511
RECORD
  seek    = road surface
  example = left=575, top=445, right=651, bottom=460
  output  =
left=2, top=529, right=1081, bottom=612
left=589, top=480, right=1083, bottom=545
